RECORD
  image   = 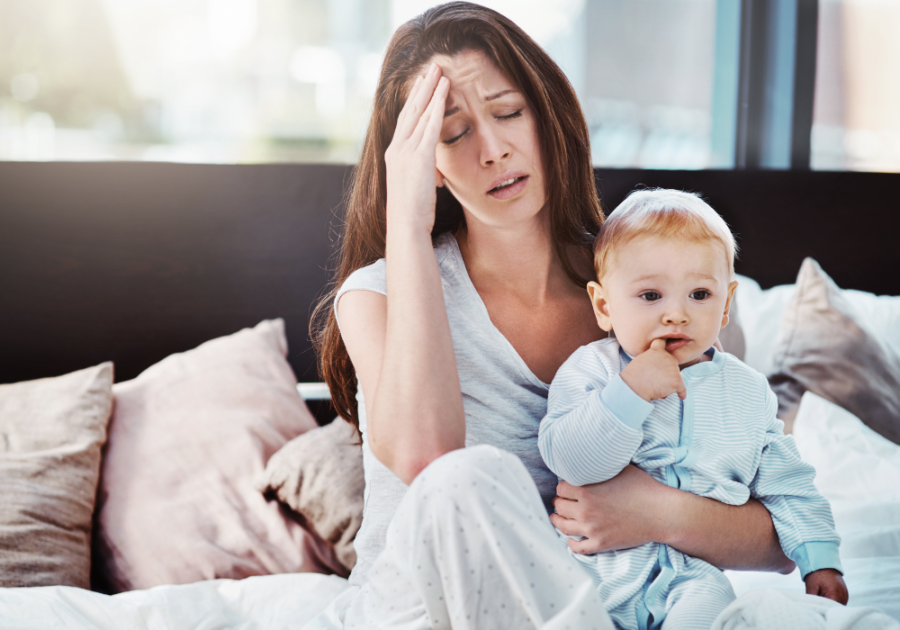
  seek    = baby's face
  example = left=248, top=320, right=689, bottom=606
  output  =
left=589, top=236, right=738, bottom=368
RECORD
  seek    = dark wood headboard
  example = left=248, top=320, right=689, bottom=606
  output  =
left=1, top=162, right=898, bottom=391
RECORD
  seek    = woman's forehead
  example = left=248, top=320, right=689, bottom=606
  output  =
left=432, top=50, right=517, bottom=99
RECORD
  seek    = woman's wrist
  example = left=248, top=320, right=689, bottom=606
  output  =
left=648, top=480, right=686, bottom=547
left=385, top=200, right=436, bottom=237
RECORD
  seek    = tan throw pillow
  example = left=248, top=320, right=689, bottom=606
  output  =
left=769, top=258, right=900, bottom=443
left=92, top=319, right=347, bottom=593
left=0, top=363, right=114, bottom=588
left=257, top=417, right=364, bottom=572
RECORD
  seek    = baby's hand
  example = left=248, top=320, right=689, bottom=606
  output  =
left=804, top=568, right=849, bottom=605
left=619, top=338, right=686, bottom=402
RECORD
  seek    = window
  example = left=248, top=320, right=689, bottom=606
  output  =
left=584, top=0, right=718, bottom=169
left=0, top=0, right=722, bottom=166
left=1, top=0, right=896, bottom=171
left=812, top=0, right=900, bottom=172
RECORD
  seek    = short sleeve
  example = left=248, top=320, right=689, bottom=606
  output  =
left=334, top=258, right=387, bottom=329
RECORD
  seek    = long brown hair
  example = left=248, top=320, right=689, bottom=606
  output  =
left=311, top=1, right=604, bottom=432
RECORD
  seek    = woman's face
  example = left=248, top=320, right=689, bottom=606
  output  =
left=432, top=49, right=546, bottom=229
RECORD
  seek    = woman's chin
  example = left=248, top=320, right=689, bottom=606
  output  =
left=462, top=200, right=547, bottom=231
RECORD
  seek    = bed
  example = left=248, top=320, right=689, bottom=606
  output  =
left=0, top=162, right=898, bottom=629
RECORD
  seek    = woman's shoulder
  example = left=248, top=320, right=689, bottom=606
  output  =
left=335, top=233, right=461, bottom=310
left=336, top=232, right=459, bottom=301
left=338, top=258, right=387, bottom=299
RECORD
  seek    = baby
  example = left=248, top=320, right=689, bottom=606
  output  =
left=538, top=189, right=847, bottom=630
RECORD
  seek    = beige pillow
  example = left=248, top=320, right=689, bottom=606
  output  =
left=92, top=319, right=347, bottom=593
left=258, top=417, right=364, bottom=572
left=769, top=258, right=900, bottom=442
left=0, top=363, right=114, bottom=588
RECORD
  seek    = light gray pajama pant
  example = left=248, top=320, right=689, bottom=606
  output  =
left=340, top=445, right=615, bottom=630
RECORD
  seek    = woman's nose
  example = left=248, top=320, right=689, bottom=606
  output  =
left=478, top=125, right=511, bottom=165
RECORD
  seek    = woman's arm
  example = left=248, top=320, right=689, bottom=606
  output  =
left=338, top=65, right=464, bottom=485
left=551, top=465, right=795, bottom=573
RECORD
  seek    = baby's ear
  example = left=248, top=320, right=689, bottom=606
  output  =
left=721, top=279, right=739, bottom=328
left=587, top=281, right=613, bottom=332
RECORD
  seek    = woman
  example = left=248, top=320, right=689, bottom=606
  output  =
left=311, top=3, right=793, bottom=627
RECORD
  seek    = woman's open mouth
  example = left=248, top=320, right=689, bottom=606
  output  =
left=488, top=175, right=528, bottom=199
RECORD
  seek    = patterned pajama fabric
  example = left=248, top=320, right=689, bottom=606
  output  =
left=340, top=445, right=616, bottom=630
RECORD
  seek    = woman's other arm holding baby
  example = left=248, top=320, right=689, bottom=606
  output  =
left=553, top=465, right=795, bottom=571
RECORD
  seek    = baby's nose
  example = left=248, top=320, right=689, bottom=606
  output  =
left=663, top=310, right=688, bottom=325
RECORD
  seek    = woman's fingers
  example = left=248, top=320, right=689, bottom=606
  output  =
left=395, top=63, right=441, bottom=141
left=568, top=537, right=601, bottom=555
left=549, top=511, right=582, bottom=537
left=552, top=493, right=578, bottom=517
left=555, top=479, right=581, bottom=501
left=410, top=76, right=448, bottom=148
left=394, top=75, right=423, bottom=132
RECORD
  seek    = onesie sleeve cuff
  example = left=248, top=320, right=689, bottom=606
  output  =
left=600, top=374, right=655, bottom=431
left=791, top=542, right=843, bottom=578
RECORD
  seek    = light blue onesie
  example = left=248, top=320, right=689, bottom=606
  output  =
left=539, top=338, right=842, bottom=630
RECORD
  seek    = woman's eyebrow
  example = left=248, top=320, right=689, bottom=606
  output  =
left=485, top=88, right=516, bottom=101
left=444, top=89, right=519, bottom=118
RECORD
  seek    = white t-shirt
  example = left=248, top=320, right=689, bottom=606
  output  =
left=335, top=232, right=557, bottom=585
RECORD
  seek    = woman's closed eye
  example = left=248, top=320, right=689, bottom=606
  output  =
left=441, top=110, right=524, bottom=145
left=498, top=109, right=523, bottom=121
left=442, top=130, right=466, bottom=145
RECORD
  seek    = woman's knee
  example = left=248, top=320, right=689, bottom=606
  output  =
left=416, top=444, right=519, bottom=484
left=411, top=445, right=536, bottom=510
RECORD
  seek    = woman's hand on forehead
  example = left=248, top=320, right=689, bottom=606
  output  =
left=384, top=63, right=450, bottom=234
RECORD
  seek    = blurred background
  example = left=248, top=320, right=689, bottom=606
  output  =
left=0, top=0, right=897, bottom=171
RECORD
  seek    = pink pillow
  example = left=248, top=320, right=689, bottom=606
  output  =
left=93, top=319, right=346, bottom=592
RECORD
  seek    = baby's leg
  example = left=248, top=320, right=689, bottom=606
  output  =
left=564, top=543, right=661, bottom=630
left=342, top=445, right=614, bottom=630
left=660, top=569, right=735, bottom=630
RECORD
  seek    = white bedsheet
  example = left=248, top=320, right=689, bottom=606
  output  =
left=2, top=393, right=899, bottom=630
left=0, top=573, right=349, bottom=630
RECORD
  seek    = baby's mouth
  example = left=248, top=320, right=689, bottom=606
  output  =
left=663, top=337, right=690, bottom=351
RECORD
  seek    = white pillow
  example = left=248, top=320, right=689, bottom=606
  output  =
left=842, top=289, right=900, bottom=356
left=733, top=274, right=794, bottom=375
left=792, top=391, right=900, bottom=586
left=792, top=391, right=900, bottom=508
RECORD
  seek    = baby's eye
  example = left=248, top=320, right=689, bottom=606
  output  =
left=690, top=290, right=711, bottom=300
left=640, top=291, right=661, bottom=302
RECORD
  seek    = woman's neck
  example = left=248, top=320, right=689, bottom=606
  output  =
left=456, top=213, right=568, bottom=304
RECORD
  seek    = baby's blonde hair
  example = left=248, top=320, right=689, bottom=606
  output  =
left=593, top=189, right=738, bottom=281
